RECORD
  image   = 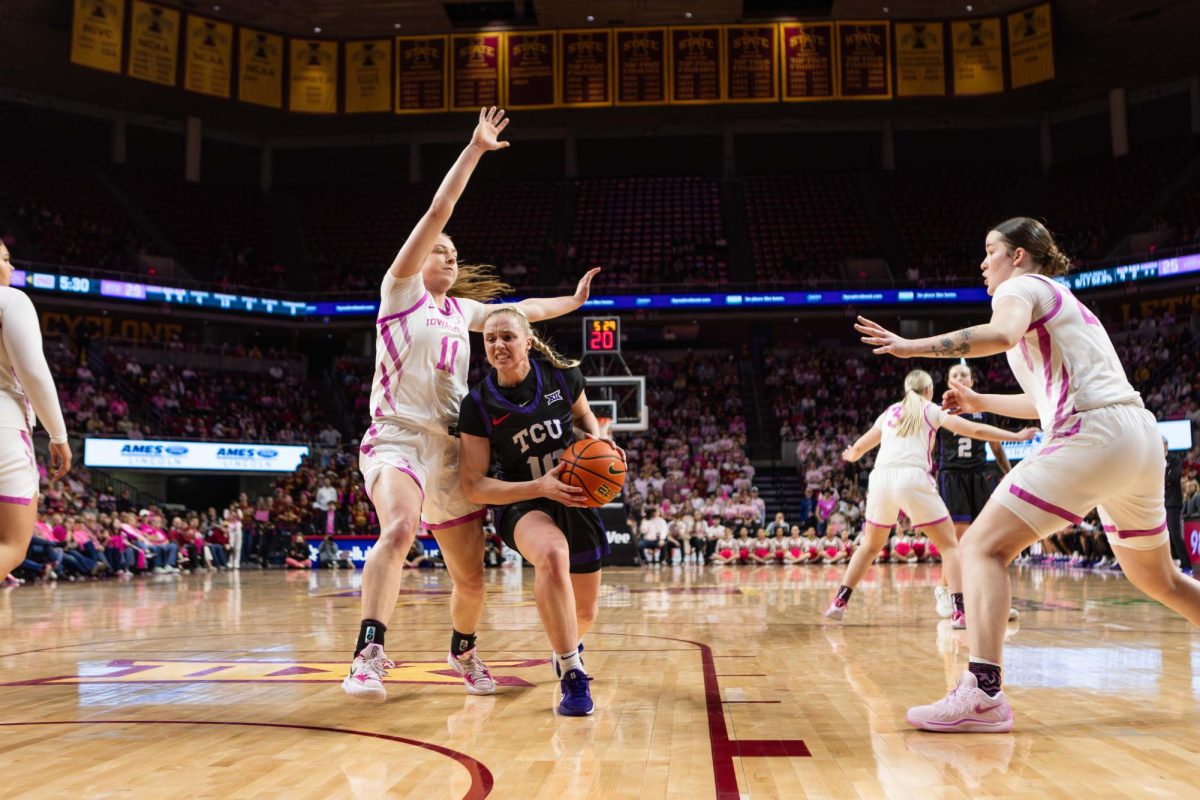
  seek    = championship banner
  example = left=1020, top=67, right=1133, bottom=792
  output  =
left=894, top=22, right=946, bottom=97
left=723, top=25, right=778, bottom=102
left=1008, top=3, right=1054, bottom=89
left=780, top=22, right=836, bottom=101
left=951, top=18, right=1004, bottom=95
left=289, top=39, right=338, bottom=113
left=669, top=26, right=721, bottom=104
left=560, top=30, right=612, bottom=107
left=126, top=1, right=180, bottom=86
left=614, top=28, right=667, bottom=106
left=451, top=33, right=503, bottom=111
left=505, top=31, right=557, bottom=109
left=395, top=36, right=448, bottom=113
left=344, top=39, right=391, bottom=113
left=836, top=21, right=891, bottom=99
left=238, top=27, right=284, bottom=109
left=183, top=14, right=233, bottom=98
left=70, top=0, right=125, bottom=74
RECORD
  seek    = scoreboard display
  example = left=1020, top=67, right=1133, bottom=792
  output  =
left=583, top=316, right=621, bottom=354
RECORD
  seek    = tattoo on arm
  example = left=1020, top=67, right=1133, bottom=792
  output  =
left=928, top=327, right=975, bottom=357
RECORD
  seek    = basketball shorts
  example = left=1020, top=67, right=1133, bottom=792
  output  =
left=939, top=470, right=997, bottom=523
left=359, top=421, right=484, bottom=531
left=994, top=403, right=1167, bottom=551
left=865, top=467, right=950, bottom=530
left=0, top=428, right=38, bottom=506
left=497, top=498, right=609, bottom=574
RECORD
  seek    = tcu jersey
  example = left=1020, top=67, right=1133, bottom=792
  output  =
left=994, top=273, right=1142, bottom=434
left=938, top=412, right=991, bottom=471
left=459, top=359, right=584, bottom=481
left=369, top=271, right=489, bottom=433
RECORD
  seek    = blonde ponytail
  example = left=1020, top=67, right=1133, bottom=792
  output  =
left=483, top=306, right=581, bottom=370
left=449, top=263, right=513, bottom=303
left=894, top=369, right=933, bottom=438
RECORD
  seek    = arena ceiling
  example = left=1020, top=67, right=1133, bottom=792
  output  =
left=0, top=1, right=1196, bottom=137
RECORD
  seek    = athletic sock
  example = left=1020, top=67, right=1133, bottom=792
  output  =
left=951, top=592, right=964, bottom=614
left=968, top=657, right=1002, bottom=696
left=834, top=585, right=853, bottom=607
left=450, top=629, right=477, bottom=657
left=354, top=619, right=387, bottom=658
left=556, top=647, right=585, bottom=677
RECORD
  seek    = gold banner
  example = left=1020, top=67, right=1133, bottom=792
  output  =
left=894, top=22, right=946, bottom=97
left=506, top=31, right=557, bottom=109
left=289, top=39, right=338, bottom=113
left=951, top=18, right=1004, bottom=95
left=127, top=0, right=180, bottom=86
left=344, top=39, right=392, bottom=113
left=238, top=27, right=284, bottom=108
left=669, top=26, right=722, bottom=104
left=451, top=33, right=503, bottom=111
left=560, top=30, right=613, bottom=107
left=70, top=0, right=125, bottom=73
left=395, top=36, right=449, bottom=113
left=183, top=15, right=233, bottom=98
left=780, top=22, right=836, bottom=101
left=614, top=28, right=667, bottom=106
left=836, top=21, right=891, bottom=99
left=723, top=25, right=778, bottom=102
left=1008, top=3, right=1054, bottom=89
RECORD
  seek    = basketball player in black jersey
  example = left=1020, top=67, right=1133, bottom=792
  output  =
left=935, top=363, right=1017, bottom=620
left=458, top=306, right=619, bottom=716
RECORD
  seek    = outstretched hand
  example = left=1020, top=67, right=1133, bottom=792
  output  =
left=942, top=377, right=984, bottom=414
left=1013, top=427, right=1040, bottom=442
left=471, top=106, right=510, bottom=151
left=578, top=429, right=626, bottom=463
left=572, top=267, right=601, bottom=307
left=854, top=316, right=915, bottom=358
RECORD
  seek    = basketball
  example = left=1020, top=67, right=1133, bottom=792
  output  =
left=559, top=438, right=626, bottom=507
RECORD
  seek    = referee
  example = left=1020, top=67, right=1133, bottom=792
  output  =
left=934, top=363, right=1017, bottom=620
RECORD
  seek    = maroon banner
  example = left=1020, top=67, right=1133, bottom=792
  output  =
left=451, top=33, right=502, bottom=111
left=395, top=36, right=448, bottom=113
left=723, top=25, right=778, bottom=102
left=614, top=28, right=667, bottom=106
left=669, top=26, right=721, bottom=104
left=781, top=22, right=836, bottom=101
left=505, top=31, right=556, bottom=109
left=836, top=21, right=891, bottom=99
left=559, top=30, right=612, bottom=107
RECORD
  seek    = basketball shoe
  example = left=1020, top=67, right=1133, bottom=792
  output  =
left=342, top=643, right=394, bottom=702
left=934, top=585, right=953, bottom=618
left=951, top=609, right=967, bottom=629
left=905, top=670, right=1014, bottom=733
left=551, top=643, right=585, bottom=679
left=823, top=599, right=846, bottom=621
left=558, top=669, right=594, bottom=716
left=447, top=647, right=496, bottom=695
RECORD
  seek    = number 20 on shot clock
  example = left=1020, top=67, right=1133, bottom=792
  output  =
left=583, top=316, right=621, bottom=354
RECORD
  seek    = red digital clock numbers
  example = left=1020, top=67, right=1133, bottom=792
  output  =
left=582, top=317, right=621, bottom=354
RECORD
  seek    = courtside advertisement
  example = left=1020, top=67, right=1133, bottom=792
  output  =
left=84, top=439, right=309, bottom=472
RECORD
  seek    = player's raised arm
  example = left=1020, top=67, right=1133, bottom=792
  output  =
left=388, top=107, right=510, bottom=280
left=943, top=377, right=1040, bottom=420
left=509, top=267, right=601, bottom=323
left=854, top=295, right=1032, bottom=360
left=941, top=414, right=1038, bottom=444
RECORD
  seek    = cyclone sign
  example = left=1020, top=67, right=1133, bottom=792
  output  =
left=84, top=439, right=309, bottom=472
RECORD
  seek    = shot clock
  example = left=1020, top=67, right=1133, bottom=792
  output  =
left=583, top=316, right=621, bottom=354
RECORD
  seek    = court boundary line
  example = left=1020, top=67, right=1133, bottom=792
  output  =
left=0, top=719, right=493, bottom=800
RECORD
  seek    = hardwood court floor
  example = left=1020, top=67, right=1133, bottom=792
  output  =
left=1, top=562, right=1197, bottom=799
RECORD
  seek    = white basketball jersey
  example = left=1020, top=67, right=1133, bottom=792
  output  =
left=872, top=398, right=947, bottom=473
left=994, top=274, right=1141, bottom=434
left=368, top=272, right=489, bottom=433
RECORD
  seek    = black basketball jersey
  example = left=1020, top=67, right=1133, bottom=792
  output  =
left=938, top=412, right=991, bottom=472
left=458, top=359, right=584, bottom=481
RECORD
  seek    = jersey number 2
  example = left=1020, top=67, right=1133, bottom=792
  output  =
left=957, top=437, right=972, bottom=458
left=435, top=336, right=460, bottom=374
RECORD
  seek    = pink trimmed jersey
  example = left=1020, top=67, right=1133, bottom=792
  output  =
left=994, top=273, right=1142, bottom=434
left=872, top=399, right=948, bottom=473
left=369, top=272, right=491, bottom=434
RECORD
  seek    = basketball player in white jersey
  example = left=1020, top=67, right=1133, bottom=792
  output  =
left=857, top=217, right=1200, bottom=732
left=344, top=108, right=601, bottom=702
left=828, top=369, right=1035, bottom=626
left=0, top=243, right=71, bottom=579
